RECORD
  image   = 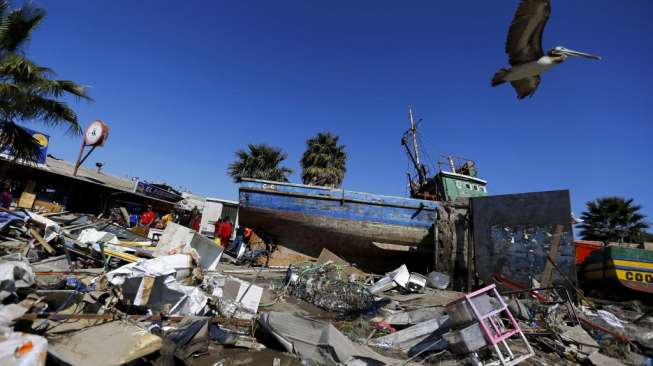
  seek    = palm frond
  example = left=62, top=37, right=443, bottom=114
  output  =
left=0, top=2, right=88, bottom=157
left=301, top=132, right=347, bottom=187
left=228, top=144, right=292, bottom=183
left=0, top=4, right=45, bottom=53
left=0, top=121, right=40, bottom=163
left=578, top=196, right=650, bottom=243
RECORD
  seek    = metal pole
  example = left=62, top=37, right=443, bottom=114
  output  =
left=73, top=141, right=86, bottom=176
left=433, top=210, right=439, bottom=270
left=448, top=156, right=456, bottom=173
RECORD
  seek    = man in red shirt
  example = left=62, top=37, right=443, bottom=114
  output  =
left=140, top=205, right=155, bottom=226
left=219, top=219, right=233, bottom=247
left=213, top=218, right=223, bottom=239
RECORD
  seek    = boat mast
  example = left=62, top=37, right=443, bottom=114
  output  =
left=402, top=105, right=427, bottom=187
left=408, top=106, right=421, bottom=169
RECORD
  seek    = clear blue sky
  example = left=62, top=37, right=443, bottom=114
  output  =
left=24, top=1, right=653, bottom=222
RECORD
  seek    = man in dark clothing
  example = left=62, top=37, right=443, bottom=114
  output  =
left=1, top=183, right=12, bottom=209
left=190, top=207, right=201, bottom=231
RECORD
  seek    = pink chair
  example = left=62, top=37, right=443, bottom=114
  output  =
left=447, top=284, right=534, bottom=365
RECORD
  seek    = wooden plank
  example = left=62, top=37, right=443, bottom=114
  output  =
left=18, top=192, right=36, bottom=209
left=103, top=248, right=140, bottom=263
left=29, top=228, right=55, bottom=255
left=540, top=224, right=565, bottom=288
left=18, top=180, right=36, bottom=209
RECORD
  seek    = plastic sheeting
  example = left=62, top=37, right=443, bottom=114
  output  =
left=0, top=212, right=28, bottom=232
left=0, top=304, right=28, bottom=335
left=0, top=332, right=47, bottom=366
left=77, top=228, right=119, bottom=246
left=0, top=260, right=34, bottom=302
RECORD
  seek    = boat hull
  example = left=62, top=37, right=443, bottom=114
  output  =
left=581, top=246, right=653, bottom=295
left=238, top=179, right=438, bottom=272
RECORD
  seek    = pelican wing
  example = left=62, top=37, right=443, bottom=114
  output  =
left=506, top=0, right=551, bottom=66
left=510, top=76, right=541, bottom=99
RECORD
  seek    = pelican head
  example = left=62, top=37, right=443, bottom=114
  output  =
left=549, top=46, right=602, bottom=60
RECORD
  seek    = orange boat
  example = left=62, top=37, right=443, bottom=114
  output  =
left=574, top=240, right=604, bottom=265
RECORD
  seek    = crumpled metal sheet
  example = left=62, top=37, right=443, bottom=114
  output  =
left=259, top=312, right=403, bottom=365
left=99, top=255, right=208, bottom=316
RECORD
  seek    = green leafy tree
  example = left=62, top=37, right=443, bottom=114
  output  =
left=0, top=1, right=91, bottom=163
left=578, top=197, right=650, bottom=243
left=228, top=144, right=292, bottom=183
left=300, top=132, right=346, bottom=188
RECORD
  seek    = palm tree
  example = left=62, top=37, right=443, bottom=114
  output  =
left=578, top=197, right=650, bottom=243
left=0, top=1, right=91, bottom=163
left=228, top=144, right=293, bottom=183
left=300, top=132, right=346, bottom=188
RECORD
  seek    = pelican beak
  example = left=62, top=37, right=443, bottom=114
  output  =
left=559, top=47, right=602, bottom=60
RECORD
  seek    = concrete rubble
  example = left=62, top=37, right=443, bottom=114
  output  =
left=0, top=207, right=651, bottom=366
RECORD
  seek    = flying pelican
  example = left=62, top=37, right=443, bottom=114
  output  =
left=491, top=0, right=601, bottom=99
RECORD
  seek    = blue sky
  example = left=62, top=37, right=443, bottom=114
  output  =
left=24, top=1, right=653, bottom=221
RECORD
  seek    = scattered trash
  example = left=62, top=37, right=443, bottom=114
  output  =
left=0, top=259, right=34, bottom=302
left=370, top=317, right=449, bottom=353
left=0, top=205, right=649, bottom=366
left=442, top=322, right=487, bottom=354
left=259, top=312, right=403, bottom=365
left=0, top=332, right=47, bottom=366
left=48, top=321, right=161, bottom=366
left=368, top=264, right=410, bottom=294
left=444, top=285, right=534, bottom=364
left=426, top=271, right=450, bottom=289
left=214, top=275, right=263, bottom=319
left=285, top=261, right=376, bottom=313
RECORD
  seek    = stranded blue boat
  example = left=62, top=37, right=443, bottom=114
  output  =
left=238, top=178, right=438, bottom=271
left=237, top=108, right=489, bottom=271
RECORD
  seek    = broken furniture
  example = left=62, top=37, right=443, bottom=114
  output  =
left=444, top=284, right=534, bottom=366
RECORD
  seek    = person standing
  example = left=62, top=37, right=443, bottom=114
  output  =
left=190, top=206, right=201, bottom=231
left=1, top=183, right=12, bottom=209
left=162, top=210, right=175, bottom=225
left=219, top=219, right=233, bottom=248
left=213, top=218, right=224, bottom=245
left=139, top=205, right=155, bottom=226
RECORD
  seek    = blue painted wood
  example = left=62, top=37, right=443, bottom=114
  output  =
left=239, top=179, right=437, bottom=229
left=238, top=179, right=439, bottom=271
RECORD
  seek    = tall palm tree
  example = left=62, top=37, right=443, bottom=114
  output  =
left=578, top=197, right=650, bottom=243
left=0, top=1, right=91, bottom=163
left=300, top=132, right=346, bottom=188
left=228, top=144, right=293, bottom=183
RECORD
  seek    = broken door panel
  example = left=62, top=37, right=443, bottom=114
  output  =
left=471, top=190, right=575, bottom=291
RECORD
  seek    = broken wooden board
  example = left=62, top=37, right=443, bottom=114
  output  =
left=541, top=224, right=565, bottom=288
left=29, top=228, right=55, bottom=255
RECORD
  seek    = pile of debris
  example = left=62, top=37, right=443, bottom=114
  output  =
left=0, top=208, right=652, bottom=366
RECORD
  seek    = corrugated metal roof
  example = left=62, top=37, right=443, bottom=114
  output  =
left=43, top=156, right=137, bottom=192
